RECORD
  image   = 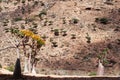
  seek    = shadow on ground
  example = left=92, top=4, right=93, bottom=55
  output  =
left=0, top=74, right=120, bottom=80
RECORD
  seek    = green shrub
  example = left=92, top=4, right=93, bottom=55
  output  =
left=39, top=10, right=47, bottom=19
left=71, top=34, right=76, bottom=39
left=62, top=30, right=67, bottom=36
left=85, top=33, right=91, bottom=43
left=22, top=0, right=25, bottom=4
left=104, top=0, right=113, bottom=5
left=70, top=18, right=79, bottom=24
left=95, top=18, right=109, bottom=24
left=97, top=48, right=109, bottom=65
left=32, top=22, right=38, bottom=28
left=48, top=21, right=53, bottom=25
left=14, top=17, right=22, bottom=22
left=21, top=25, right=25, bottom=29
left=3, top=22, right=8, bottom=26
left=62, top=17, right=66, bottom=24
left=52, top=42, right=58, bottom=47
left=100, top=18, right=109, bottom=24
left=54, top=29, right=59, bottom=36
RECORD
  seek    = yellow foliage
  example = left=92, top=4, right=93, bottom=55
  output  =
left=31, top=35, right=41, bottom=40
left=37, top=39, right=45, bottom=45
left=20, top=29, right=45, bottom=45
left=21, top=30, right=34, bottom=37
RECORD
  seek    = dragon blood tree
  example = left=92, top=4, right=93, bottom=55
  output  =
left=20, top=29, right=45, bottom=74
left=5, top=27, right=45, bottom=75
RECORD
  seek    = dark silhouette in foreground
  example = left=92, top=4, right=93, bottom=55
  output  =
left=13, top=58, right=22, bottom=79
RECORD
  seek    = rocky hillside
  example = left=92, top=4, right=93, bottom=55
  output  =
left=0, top=0, right=120, bottom=76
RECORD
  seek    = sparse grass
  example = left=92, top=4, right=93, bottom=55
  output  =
left=0, top=63, right=2, bottom=68
left=89, top=72, right=97, bottom=76
left=5, top=65, right=14, bottom=72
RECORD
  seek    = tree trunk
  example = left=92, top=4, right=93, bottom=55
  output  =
left=97, top=60, right=104, bottom=76
left=28, top=53, right=32, bottom=73
left=32, top=64, right=36, bottom=75
left=24, top=57, right=28, bottom=73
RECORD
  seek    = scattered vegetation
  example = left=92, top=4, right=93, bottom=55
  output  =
left=48, top=21, right=53, bottom=26
left=42, top=35, right=47, bottom=40
left=85, top=33, right=91, bottom=43
left=14, top=17, right=23, bottom=22
left=85, top=7, right=92, bottom=10
left=20, top=25, right=25, bottom=29
left=0, top=63, right=2, bottom=68
left=0, top=6, right=2, bottom=12
left=70, top=18, right=79, bottom=24
left=92, top=24, right=97, bottom=31
left=97, top=48, right=109, bottom=65
left=4, top=27, right=45, bottom=74
left=89, top=72, right=97, bottom=76
left=39, top=9, right=47, bottom=20
left=62, top=30, right=67, bottom=36
left=104, top=0, right=113, bottom=5
left=95, top=17, right=109, bottom=24
left=3, top=22, right=8, bottom=26
left=0, top=0, right=120, bottom=76
left=117, top=39, right=120, bottom=45
left=118, top=8, right=120, bottom=13
left=32, top=22, right=38, bottom=28
left=54, top=29, right=59, bottom=36
left=22, top=0, right=25, bottom=4
left=43, top=19, right=48, bottom=26
left=71, top=34, right=76, bottom=39
left=32, top=1, right=39, bottom=8
left=0, top=0, right=2, bottom=3
left=62, top=17, right=66, bottom=24
left=52, top=42, right=58, bottom=47
left=5, top=65, right=14, bottom=72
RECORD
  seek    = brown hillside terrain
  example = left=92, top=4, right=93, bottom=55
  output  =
left=0, top=0, right=120, bottom=76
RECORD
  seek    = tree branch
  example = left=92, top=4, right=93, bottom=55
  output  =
left=0, top=46, right=16, bottom=51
